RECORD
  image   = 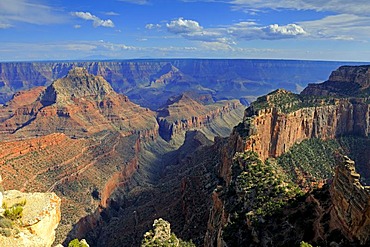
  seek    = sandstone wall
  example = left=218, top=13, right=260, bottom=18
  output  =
left=330, top=156, right=370, bottom=244
left=158, top=101, right=243, bottom=141
left=244, top=99, right=370, bottom=161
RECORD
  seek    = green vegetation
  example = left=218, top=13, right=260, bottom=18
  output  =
left=0, top=217, right=13, bottom=229
left=232, top=151, right=302, bottom=221
left=277, top=138, right=341, bottom=185
left=223, top=151, right=304, bottom=245
left=3, top=199, right=26, bottom=221
left=68, top=239, right=89, bottom=247
left=300, top=241, right=314, bottom=247
left=251, top=89, right=337, bottom=114
left=235, top=117, right=256, bottom=138
left=0, top=217, right=13, bottom=237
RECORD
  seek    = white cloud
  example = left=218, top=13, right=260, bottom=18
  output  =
left=0, top=23, right=12, bottom=29
left=145, top=23, right=161, bottom=29
left=262, top=24, right=307, bottom=39
left=166, top=18, right=203, bottom=34
left=74, top=24, right=81, bottom=29
left=299, top=14, right=370, bottom=41
left=230, top=0, right=370, bottom=16
left=104, top=11, right=120, bottom=16
left=118, top=0, right=149, bottom=5
left=166, top=18, right=307, bottom=43
left=0, top=0, right=66, bottom=26
left=72, top=12, right=115, bottom=28
left=230, top=22, right=307, bottom=40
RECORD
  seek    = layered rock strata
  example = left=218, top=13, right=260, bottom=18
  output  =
left=330, top=156, right=370, bottom=244
left=242, top=90, right=369, bottom=161
left=157, top=93, right=244, bottom=141
left=302, top=65, right=370, bottom=97
left=0, top=59, right=358, bottom=107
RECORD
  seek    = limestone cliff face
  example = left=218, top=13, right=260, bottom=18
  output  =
left=0, top=190, right=61, bottom=247
left=330, top=156, right=370, bottom=244
left=243, top=92, right=369, bottom=161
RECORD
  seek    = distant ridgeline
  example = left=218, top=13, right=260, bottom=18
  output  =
left=0, top=59, right=365, bottom=109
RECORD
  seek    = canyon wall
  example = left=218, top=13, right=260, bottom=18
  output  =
left=330, top=156, right=370, bottom=244
left=157, top=99, right=244, bottom=141
left=302, top=65, right=370, bottom=97
left=0, top=60, right=360, bottom=108
left=243, top=93, right=370, bottom=161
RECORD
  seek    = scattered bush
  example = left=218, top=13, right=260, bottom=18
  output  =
left=0, top=217, right=13, bottom=229
left=68, top=239, right=89, bottom=247
left=4, top=205, right=23, bottom=221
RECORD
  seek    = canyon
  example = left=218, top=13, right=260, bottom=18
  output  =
left=0, top=59, right=364, bottom=109
left=0, top=63, right=369, bottom=246
left=0, top=66, right=245, bottom=245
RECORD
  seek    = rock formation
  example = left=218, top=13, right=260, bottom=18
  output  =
left=141, top=218, right=195, bottom=247
left=157, top=93, right=244, bottom=141
left=0, top=59, right=360, bottom=108
left=302, top=65, right=370, bottom=97
left=0, top=190, right=61, bottom=247
left=242, top=89, right=369, bottom=161
left=330, top=156, right=370, bottom=244
left=0, top=67, right=159, bottom=140
left=203, top=65, right=370, bottom=246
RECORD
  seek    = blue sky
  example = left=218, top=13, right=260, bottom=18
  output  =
left=1, top=0, right=370, bottom=61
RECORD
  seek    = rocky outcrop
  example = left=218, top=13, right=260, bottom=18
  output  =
left=302, top=65, right=370, bottom=97
left=203, top=66, right=370, bottom=246
left=0, top=190, right=61, bottom=247
left=242, top=90, right=370, bottom=161
left=0, top=67, right=159, bottom=140
left=141, top=218, right=195, bottom=247
left=330, top=156, right=370, bottom=244
left=157, top=93, right=244, bottom=141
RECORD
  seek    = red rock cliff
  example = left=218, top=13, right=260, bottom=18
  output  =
left=243, top=91, right=369, bottom=161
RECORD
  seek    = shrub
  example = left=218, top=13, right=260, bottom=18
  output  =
left=0, top=217, right=13, bottom=229
left=4, top=206, right=23, bottom=221
left=68, top=239, right=89, bottom=247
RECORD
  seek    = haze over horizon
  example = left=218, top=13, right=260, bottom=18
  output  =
left=1, top=0, right=370, bottom=62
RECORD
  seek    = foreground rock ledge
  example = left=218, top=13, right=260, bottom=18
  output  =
left=0, top=190, right=61, bottom=247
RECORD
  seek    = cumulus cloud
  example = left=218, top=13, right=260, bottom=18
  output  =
left=262, top=24, right=307, bottom=39
left=145, top=23, right=161, bottom=29
left=166, top=17, right=307, bottom=44
left=72, top=11, right=114, bottom=28
left=166, top=18, right=203, bottom=34
left=229, top=22, right=307, bottom=40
